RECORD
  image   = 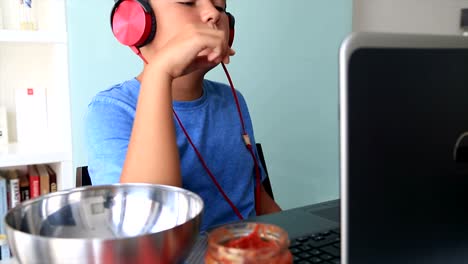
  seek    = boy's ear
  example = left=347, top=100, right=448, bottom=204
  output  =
left=110, top=0, right=157, bottom=48
left=227, top=12, right=235, bottom=47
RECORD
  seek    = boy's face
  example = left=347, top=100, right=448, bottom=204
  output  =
left=150, top=0, right=230, bottom=50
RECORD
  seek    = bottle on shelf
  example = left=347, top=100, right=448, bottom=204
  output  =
left=19, top=0, right=36, bottom=31
left=1, top=0, right=37, bottom=31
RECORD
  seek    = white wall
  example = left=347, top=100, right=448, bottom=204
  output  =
left=354, top=0, right=468, bottom=35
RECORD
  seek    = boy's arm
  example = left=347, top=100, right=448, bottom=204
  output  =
left=120, top=71, right=182, bottom=187
left=119, top=24, right=234, bottom=187
left=259, top=184, right=282, bottom=215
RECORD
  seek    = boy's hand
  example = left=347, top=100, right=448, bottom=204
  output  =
left=147, top=23, right=235, bottom=79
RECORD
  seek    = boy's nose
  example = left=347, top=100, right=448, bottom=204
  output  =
left=201, top=4, right=221, bottom=25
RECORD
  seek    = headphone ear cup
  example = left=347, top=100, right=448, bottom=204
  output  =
left=138, top=0, right=157, bottom=47
left=227, top=12, right=235, bottom=47
left=111, top=0, right=156, bottom=48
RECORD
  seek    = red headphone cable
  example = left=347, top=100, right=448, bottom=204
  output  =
left=220, top=63, right=262, bottom=216
left=131, top=46, right=148, bottom=64
left=173, top=110, right=244, bottom=220
left=173, top=63, right=263, bottom=220
left=137, top=52, right=262, bottom=220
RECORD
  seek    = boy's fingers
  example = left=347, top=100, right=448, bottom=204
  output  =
left=207, top=51, right=221, bottom=62
left=183, top=24, right=235, bottom=66
left=203, top=45, right=234, bottom=63
left=208, top=44, right=228, bottom=61
left=198, top=49, right=211, bottom=57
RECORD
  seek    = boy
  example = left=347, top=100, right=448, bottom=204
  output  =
left=86, top=0, right=281, bottom=231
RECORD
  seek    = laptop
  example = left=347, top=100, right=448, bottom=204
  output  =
left=340, top=32, right=468, bottom=264
left=187, top=32, right=468, bottom=263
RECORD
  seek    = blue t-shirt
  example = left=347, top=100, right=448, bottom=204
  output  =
left=86, top=78, right=265, bottom=231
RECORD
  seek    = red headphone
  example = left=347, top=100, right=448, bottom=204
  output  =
left=110, top=0, right=235, bottom=51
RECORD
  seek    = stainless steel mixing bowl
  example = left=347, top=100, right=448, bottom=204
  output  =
left=4, top=183, right=204, bottom=264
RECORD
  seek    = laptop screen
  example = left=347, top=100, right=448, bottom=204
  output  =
left=340, top=33, right=468, bottom=264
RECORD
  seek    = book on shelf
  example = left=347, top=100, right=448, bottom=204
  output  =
left=36, top=164, right=50, bottom=195
left=3, top=170, right=20, bottom=210
left=0, top=173, right=7, bottom=233
left=27, top=165, right=40, bottom=199
left=0, top=165, right=57, bottom=205
left=0, top=234, right=10, bottom=260
left=46, top=165, right=57, bottom=192
left=0, top=174, right=11, bottom=260
left=19, top=172, right=30, bottom=202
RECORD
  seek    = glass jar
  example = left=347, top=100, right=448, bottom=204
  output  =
left=205, top=222, right=293, bottom=264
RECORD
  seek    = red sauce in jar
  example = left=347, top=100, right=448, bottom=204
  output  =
left=205, top=222, right=292, bottom=264
left=224, top=224, right=280, bottom=250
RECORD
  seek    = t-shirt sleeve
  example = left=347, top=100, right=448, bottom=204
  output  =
left=86, top=98, right=134, bottom=185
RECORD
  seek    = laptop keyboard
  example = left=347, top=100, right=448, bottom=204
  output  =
left=289, top=228, right=341, bottom=264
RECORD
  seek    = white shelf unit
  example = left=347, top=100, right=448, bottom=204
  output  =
left=0, top=1, right=72, bottom=261
left=0, top=0, right=73, bottom=192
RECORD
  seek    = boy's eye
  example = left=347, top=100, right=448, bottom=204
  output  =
left=178, top=2, right=195, bottom=6
left=214, top=6, right=226, bottom=12
left=178, top=2, right=225, bottom=12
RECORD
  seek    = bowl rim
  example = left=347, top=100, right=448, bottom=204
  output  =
left=4, top=183, right=204, bottom=242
